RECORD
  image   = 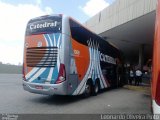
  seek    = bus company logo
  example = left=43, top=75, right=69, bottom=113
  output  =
left=100, top=53, right=116, bottom=65
left=25, top=42, right=29, bottom=48
left=37, top=41, right=42, bottom=47
left=73, top=50, right=80, bottom=56
left=30, top=21, right=58, bottom=30
left=87, top=39, right=116, bottom=65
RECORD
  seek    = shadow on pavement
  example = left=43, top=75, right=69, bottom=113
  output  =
left=29, top=95, right=86, bottom=105
left=28, top=88, right=116, bottom=105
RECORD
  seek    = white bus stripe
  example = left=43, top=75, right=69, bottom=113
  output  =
left=97, top=51, right=107, bottom=88
left=53, top=34, right=56, bottom=46
left=26, top=68, right=39, bottom=79
left=47, top=34, right=53, bottom=46
left=28, top=68, right=46, bottom=82
left=45, top=68, right=54, bottom=84
left=95, top=48, right=104, bottom=89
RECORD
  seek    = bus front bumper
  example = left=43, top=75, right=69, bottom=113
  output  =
left=23, top=81, right=67, bottom=95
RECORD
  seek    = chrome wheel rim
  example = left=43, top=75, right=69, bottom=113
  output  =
left=95, top=83, right=98, bottom=93
left=85, top=84, right=91, bottom=94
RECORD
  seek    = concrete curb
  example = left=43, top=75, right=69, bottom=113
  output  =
left=123, top=85, right=151, bottom=96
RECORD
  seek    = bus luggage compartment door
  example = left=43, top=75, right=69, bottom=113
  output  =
left=68, top=74, right=78, bottom=95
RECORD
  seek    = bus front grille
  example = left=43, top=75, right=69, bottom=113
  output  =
left=26, top=47, right=58, bottom=67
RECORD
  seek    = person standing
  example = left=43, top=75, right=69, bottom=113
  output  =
left=135, top=68, right=142, bottom=86
left=129, top=69, right=134, bottom=85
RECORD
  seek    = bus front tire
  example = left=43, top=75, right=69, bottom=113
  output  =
left=84, top=81, right=92, bottom=97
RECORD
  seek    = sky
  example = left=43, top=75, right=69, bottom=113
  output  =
left=0, top=0, right=115, bottom=65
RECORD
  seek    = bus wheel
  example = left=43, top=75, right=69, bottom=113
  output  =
left=84, top=81, right=92, bottom=97
left=93, top=80, right=99, bottom=96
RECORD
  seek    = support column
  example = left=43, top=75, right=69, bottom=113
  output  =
left=139, top=44, right=144, bottom=70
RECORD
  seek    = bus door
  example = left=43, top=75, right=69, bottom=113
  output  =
left=105, top=64, right=117, bottom=87
left=68, top=55, right=79, bottom=94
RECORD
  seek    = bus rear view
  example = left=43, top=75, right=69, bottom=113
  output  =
left=23, top=14, right=124, bottom=96
left=23, top=15, right=67, bottom=95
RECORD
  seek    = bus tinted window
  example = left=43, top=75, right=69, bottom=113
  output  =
left=69, top=18, right=120, bottom=59
left=26, top=16, right=62, bottom=35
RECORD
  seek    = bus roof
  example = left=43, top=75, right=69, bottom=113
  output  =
left=69, top=16, right=120, bottom=51
left=28, top=14, right=120, bottom=51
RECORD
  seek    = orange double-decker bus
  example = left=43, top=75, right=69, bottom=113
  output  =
left=22, top=14, right=124, bottom=96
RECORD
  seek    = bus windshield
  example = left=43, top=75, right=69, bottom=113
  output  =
left=25, top=16, right=62, bottom=35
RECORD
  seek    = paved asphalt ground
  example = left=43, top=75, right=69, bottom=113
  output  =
left=0, top=74, right=151, bottom=115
